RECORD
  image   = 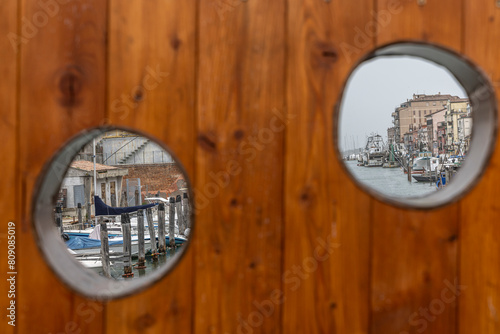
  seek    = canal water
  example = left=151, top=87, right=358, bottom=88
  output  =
left=89, top=246, right=184, bottom=280
left=344, top=160, right=438, bottom=198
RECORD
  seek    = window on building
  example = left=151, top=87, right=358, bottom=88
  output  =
left=413, top=110, right=415, bottom=116
left=419, top=110, right=421, bottom=117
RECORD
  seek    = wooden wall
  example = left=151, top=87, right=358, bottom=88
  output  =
left=1, top=0, right=499, bottom=333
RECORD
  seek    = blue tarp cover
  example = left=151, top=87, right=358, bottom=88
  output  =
left=66, top=235, right=186, bottom=250
left=94, top=195, right=157, bottom=216
left=66, top=236, right=123, bottom=250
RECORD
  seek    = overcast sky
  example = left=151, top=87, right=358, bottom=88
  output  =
left=338, top=56, right=467, bottom=152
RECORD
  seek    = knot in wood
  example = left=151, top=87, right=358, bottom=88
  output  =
left=58, top=66, right=83, bottom=107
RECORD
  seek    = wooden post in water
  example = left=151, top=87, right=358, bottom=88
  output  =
left=86, top=201, right=91, bottom=225
left=176, top=195, right=185, bottom=236
left=146, top=207, right=158, bottom=261
left=121, top=213, right=134, bottom=277
left=55, top=206, right=63, bottom=235
left=136, top=209, right=146, bottom=269
left=77, top=203, right=82, bottom=227
left=407, top=158, right=412, bottom=182
left=120, top=190, right=127, bottom=207
left=157, top=203, right=166, bottom=253
left=99, top=216, right=111, bottom=278
left=182, top=192, right=190, bottom=231
left=135, top=189, right=140, bottom=206
left=169, top=197, right=176, bottom=248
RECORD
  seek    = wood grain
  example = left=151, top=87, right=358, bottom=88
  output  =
left=17, top=0, right=107, bottom=332
left=371, top=1, right=463, bottom=333
left=106, top=0, right=196, bottom=332
left=195, top=1, right=285, bottom=333
left=459, top=1, right=500, bottom=332
left=376, top=0, right=463, bottom=51
left=0, top=1, right=18, bottom=333
left=4, top=1, right=500, bottom=333
left=284, top=1, right=373, bottom=333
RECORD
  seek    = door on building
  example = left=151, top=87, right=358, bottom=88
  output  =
left=73, top=185, right=85, bottom=208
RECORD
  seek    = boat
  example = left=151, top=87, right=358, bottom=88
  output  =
left=412, top=173, right=439, bottom=182
left=363, top=134, right=386, bottom=167
left=411, top=155, right=440, bottom=174
left=382, top=143, right=400, bottom=168
left=67, top=234, right=187, bottom=256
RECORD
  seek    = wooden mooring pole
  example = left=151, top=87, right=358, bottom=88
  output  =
left=136, top=209, right=146, bottom=269
left=99, top=216, right=111, bottom=278
left=407, top=158, right=412, bottom=182
left=135, top=189, right=140, bottom=206
left=182, top=193, right=189, bottom=232
left=120, top=190, right=127, bottom=207
left=77, top=203, right=82, bottom=228
left=146, top=207, right=158, bottom=261
left=169, top=197, right=176, bottom=248
left=55, top=206, right=63, bottom=235
left=121, top=213, right=134, bottom=278
left=157, top=203, right=166, bottom=253
left=176, top=195, right=184, bottom=236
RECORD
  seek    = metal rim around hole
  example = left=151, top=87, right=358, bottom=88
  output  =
left=31, top=125, right=195, bottom=300
left=334, top=41, right=498, bottom=210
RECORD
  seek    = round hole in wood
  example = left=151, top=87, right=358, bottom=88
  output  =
left=32, top=127, right=194, bottom=300
left=335, top=42, right=497, bottom=209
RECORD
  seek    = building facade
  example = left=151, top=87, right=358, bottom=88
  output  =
left=58, top=161, right=128, bottom=218
left=392, top=94, right=459, bottom=143
left=445, top=99, right=471, bottom=152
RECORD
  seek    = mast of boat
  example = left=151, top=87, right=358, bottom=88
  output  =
left=93, top=138, right=98, bottom=225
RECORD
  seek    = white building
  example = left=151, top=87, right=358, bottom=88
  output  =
left=58, top=160, right=128, bottom=217
left=99, top=131, right=174, bottom=165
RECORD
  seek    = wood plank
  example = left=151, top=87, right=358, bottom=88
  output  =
left=106, top=0, right=196, bottom=332
left=371, top=1, right=463, bottom=333
left=376, top=0, right=462, bottom=51
left=0, top=1, right=18, bottom=333
left=195, top=1, right=285, bottom=333
left=371, top=204, right=459, bottom=334
left=459, top=1, right=500, bottom=332
left=17, top=0, right=107, bottom=332
left=463, top=0, right=500, bottom=83
left=284, top=0, right=373, bottom=333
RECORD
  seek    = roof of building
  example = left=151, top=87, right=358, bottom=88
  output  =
left=411, top=94, right=460, bottom=102
left=70, top=160, right=121, bottom=172
left=451, top=97, right=469, bottom=103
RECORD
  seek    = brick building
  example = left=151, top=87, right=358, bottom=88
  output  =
left=121, top=163, right=186, bottom=200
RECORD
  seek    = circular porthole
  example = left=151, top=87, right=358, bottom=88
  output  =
left=336, top=42, right=497, bottom=209
left=33, top=127, right=193, bottom=299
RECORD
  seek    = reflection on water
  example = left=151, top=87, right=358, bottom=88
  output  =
left=345, top=160, right=438, bottom=198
